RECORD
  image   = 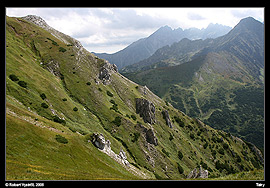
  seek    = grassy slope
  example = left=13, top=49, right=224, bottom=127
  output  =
left=6, top=16, right=139, bottom=180
left=162, top=52, right=264, bottom=149
left=6, top=16, right=263, bottom=180
left=125, top=50, right=264, bottom=149
left=6, top=103, right=138, bottom=180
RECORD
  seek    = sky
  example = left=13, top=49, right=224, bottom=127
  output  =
left=6, top=8, right=264, bottom=54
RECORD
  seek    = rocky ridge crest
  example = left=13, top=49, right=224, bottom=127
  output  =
left=22, top=15, right=83, bottom=49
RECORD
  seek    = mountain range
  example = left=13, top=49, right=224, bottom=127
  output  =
left=122, top=17, right=264, bottom=149
left=94, top=24, right=232, bottom=69
left=6, top=15, right=263, bottom=180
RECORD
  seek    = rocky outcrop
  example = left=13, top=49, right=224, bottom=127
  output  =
left=135, top=98, right=156, bottom=124
left=92, top=133, right=106, bottom=150
left=98, top=60, right=118, bottom=85
left=146, top=128, right=158, bottom=146
left=118, top=148, right=129, bottom=166
left=162, top=110, right=174, bottom=128
left=187, top=165, right=208, bottom=179
left=43, top=59, right=61, bottom=77
left=92, top=133, right=129, bottom=167
left=22, top=15, right=51, bottom=30
left=136, top=124, right=158, bottom=146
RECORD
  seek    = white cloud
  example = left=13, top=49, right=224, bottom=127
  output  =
left=6, top=7, right=264, bottom=53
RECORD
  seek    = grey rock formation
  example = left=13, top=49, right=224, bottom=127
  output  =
left=112, top=64, right=118, bottom=72
left=92, top=133, right=106, bottom=150
left=187, top=167, right=198, bottom=179
left=118, top=148, right=130, bottom=167
left=98, top=60, right=118, bottom=85
left=162, top=110, right=174, bottom=128
left=146, top=128, right=158, bottom=146
left=99, top=66, right=110, bottom=81
left=92, top=133, right=130, bottom=167
left=187, top=165, right=208, bottom=179
left=136, top=123, right=158, bottom=146
left=22, top=15, right=51, bottom=30
left=135, top=98, right=156, bottom=124
left=199, top=165, right=208, bottom=178
left=43, top=59, right=61, bottom=77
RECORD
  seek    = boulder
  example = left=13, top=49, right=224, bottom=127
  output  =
left=92, top=133, right=106, bottom=150
left=187, top=165, right=208, bottom=179
left=162, top=110, right=174, bottom=128
left=135, top=98, right=156, bottom=124
left=146, top=128, right=158, bottom=146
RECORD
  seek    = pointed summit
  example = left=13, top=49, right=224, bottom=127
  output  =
left=149, top=25, right=172, bottom=37
left=231, top=16, right=264, bottom=36
left=159, top=25, right=172, bottom=31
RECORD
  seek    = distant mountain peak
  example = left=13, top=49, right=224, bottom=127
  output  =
left=239, top=16, right=259, bottom=23
left=160, top=25, right=171, bottom=29
left=205, top=23, right=231, bottom=29
left=233, top=16, right=263, bottom=31
left=152, top=25, right=172, bottom=35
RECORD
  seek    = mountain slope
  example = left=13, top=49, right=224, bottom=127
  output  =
left=121, top=38, right=214, bottom=73
left=6, top=15, right=263, bottom=180
left=95, top=24, right=231, bottom=69
left=123, top=17, right=264, bottom=149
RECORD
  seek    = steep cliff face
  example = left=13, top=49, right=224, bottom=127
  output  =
left=6, top=15, right=263, bottom=180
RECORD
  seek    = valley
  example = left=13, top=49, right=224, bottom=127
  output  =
left=123, top=17, right=264, bottom=150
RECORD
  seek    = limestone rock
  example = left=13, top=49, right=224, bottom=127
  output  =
left=43, top=59, right=61, bottom=77
left=162, top=110, right=174, bottom=128
left=99, top=66, right=111, bottom=83
left=187, top=165, right=208, bottom=179
left=136, top=123, right=158, bottom=146
left=98, top=61, right=118, bottom=85
left=118, top=148, right=130, bottom=167
left=146, top=128, right=158, bottom=146
left=92, top=133, right=106, bottom=150
left=187, top=167, right=198, bottom=179
left=22, top=15, right=51, bottom=30
left=135, top=98, right=156, bottom=124
left=92, top=133, right=130, bottom=167
left=199, top=165, right=208, bottom=178
left=112, top=64, right=118, bottom=72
